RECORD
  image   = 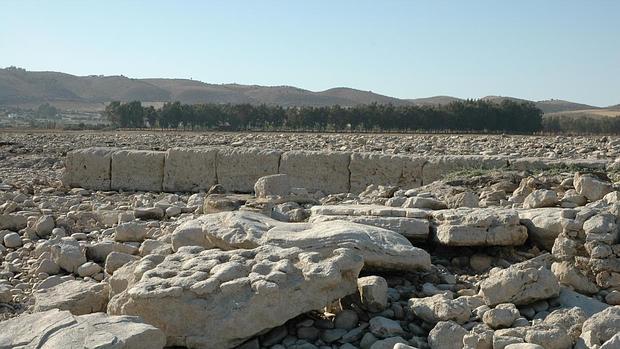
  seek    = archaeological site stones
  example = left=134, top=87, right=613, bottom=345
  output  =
left=1, top=131, right=620, bottom=349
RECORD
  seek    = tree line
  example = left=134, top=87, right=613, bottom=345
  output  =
left=104, top=99, right=543, bottom=133
left=543, top=114, right=620, bottom=134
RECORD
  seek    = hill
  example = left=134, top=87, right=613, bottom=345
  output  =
left=408, top=96, right=463, bottom=106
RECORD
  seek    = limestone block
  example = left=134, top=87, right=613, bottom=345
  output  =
left=62, top=147, right=117, bottom=190
left=163, top=147, right=218, bottom=192
left=216, top=147, right=281, bottom=193
left=111, top=150, right=165, bottom=191
left=280, top=150, right=350, bottom=194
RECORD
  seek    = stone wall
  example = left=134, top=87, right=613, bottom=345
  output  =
left=63, top=147, right=610, bottom=194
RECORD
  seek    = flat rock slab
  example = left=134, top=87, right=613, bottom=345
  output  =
left=108, top=245, right=364, bottom=349
left=172, top=211, right=431, bottom=271
left=309, top=214, right=429, bottom=240
left=310, top=204, right=431, bottom=219
left=34, top=280, right=108, bottom=315
left=432, top=208, right=528, bottom=246
left=0, top=309, right=165, bottom=349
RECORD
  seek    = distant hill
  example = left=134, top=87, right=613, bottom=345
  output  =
left=408, top=96, right=463, bottom=106
left=0, top=67, right=615, bottom=113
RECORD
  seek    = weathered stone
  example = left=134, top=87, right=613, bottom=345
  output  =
left=368, top=316, right=405, bottom=338
left=309, top=214, right=429, bottom=240
left=433, top=208, right=527, bottom=246
left=51, top=237, right=87, bottom=274
left=349, top=153, right=425, bottom=193
left=134, top=207, right=165, bottom=220
left=163, top=147, right=218, bottom=192
left=408, top=293, right=471, bottom=324
left=114, top=222, right=148, bottom=242
left=482, top=303, right=520, bottom=329
left=217, top=147, right=281, bottom=193
left=254, top=174, right=291, bottom=198
left=580, top=306, right=620, bottom=347
left=0, top=213, right=27, bottom=231
left=574, top=173, right=613, bottom=202
left=62, top=147, right=117, bottom=190
left=111, top=150, right=166, bottom=191
left=108, top=245, right=363, bottom=349
left=34, top=280, right=108, bottom=315
left=280, top=150, right=350, bottom=194
left=172, top=211, right=431, bottom=271
left=357, top=276, right=388, bottom=313
left=34, top=215, right=55, bottom=237
left=551, top=261, right=599, bottom=294
left=427, top=321, right=468, bottom=349
left=479, top=257, right=560, bottom=306
left=0, top=309, right=165, bottom=349
left=105, top=251, right=140, bottom=275
left=523, top=189, right=558, bottom=209
left=519, top=208, right=575, bottom=250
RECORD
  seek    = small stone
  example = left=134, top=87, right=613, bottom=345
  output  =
left=605, top=290, right=620, bottom=305
left=77, top=262, right=102, bottom=277
left=358, top=276, right=388, bottom=313
left=368, top=316, right=404, bottom=338
left=3, top=232, right=22, bottom=248
left=334, top=309, right=359, bottom=330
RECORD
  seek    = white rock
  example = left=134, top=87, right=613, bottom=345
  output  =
left=111, top=150, right=166, bottom=191
left=34, top=280, right=108, bottom=315
left=171, top=211, right=431, bottom=271
left=115, top=222, right=148, bottom=242
left=409, top=293, right=471, bottom=324
left=216, top=147, right=281, bottom=193
left=62, top=147, right=117, bottom=190
left=579, top=306, right=620, bottom=347
left=254, top=174, right=291, bottom=198
left=78, top=261, right=103, bottom=277
left=163, top=147, right=217, bottom=192
left=51, top=237, right=87, bottom=274
left=108, top=245, right=364, bottom=349
left=0, top=309, right=165, bottom=349
left=357, top=276, right=388, bottom=313
left=3, top=232, right=22, bottom=248
left=482, top=303, right=520, bottom=329
left=574, top=173, right=613, bottom=202
left=34, top=215, right=55, bottom=237
left=523, top=189, right=558, bottom=209
left=427, top=321, right=468, bottom=349
left=280, top=150, right=350, bottom=194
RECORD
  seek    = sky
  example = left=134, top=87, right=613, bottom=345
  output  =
left=1, top=1, right=619, bottom=106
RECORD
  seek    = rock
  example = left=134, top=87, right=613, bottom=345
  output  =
left=368, top=336, right=408, bottom=349
left=482, top=303, right=520, bottom=329
left=3, top=231, right=22, bottom=248
left=368, top=316, right=405, bottom=338
left=357, top=276, right=388, bottom=312
left=115, top=222, right=148, bottom=242
left=542, top=307, right=586, bottom=343
left=34, top=280, right=108, bottom=315
left=309, top=214, right=429, bottom=241
left=0, top=284, right=12, bottom=303
left=163, top=147, right=218, bottom=192
left=77, top=261, right=103, bottom=277
left=523, top=189, right=558, bottom=209
left=600, top=334, right=620, bottom=349
left=432, top=208, right=527, bottom=246
left=574, top=173, right=613, bottom=202
left=105, top=251, right=140, bottom=275
left=51, top=237, right=87, bottom=274
left=171, top=211, right=431, bottom=271
left=557, top=287, right=609, bottom=317
left=34, top=214, right=55, bottom=237
left=254, top=174, right=291, bottom=198
left=408, top=293, right=471, bottom=324
left=0, top=213, right=27, bottom=231
left=524, top=325, right=572, bottom=349
left=583, top=213, right=619, bottom=244
left=134, top=207, right=164, bottom=220
left=519, top=208, right=574, bottom=250
left=62, top=147, right=117, bottom=190
left=551, top=261, right=599, bottom=294
left=203, top=194, right=246, bottom=213
left=448, top=191, right=480, bottom=208
left=427, top=321, right=468, bottom=349
left=479, top=256, right=560, bottom=306
left=87, top=240, right=138, bottom=263
left=217, top=147, right=281, bottom=193
left=469, top=254, right=492, bottom=272
left=403, top=196, right=447, bottom=210
left=580, top=306, right=620, bottom=347
left=504, top=344, right=544, bottom=349
left=334, top=309, right=359, bottom=330
left=348, top=153, right=425, bottom=193
left=0, top=309, right=165, bottom=349
left=280, top=150, right=350, bottom=194
left=111, top=150, right=166, bottom=191
left=108, top=245, right=364, bottom=348
left=605, top=290, right=620, bottom=305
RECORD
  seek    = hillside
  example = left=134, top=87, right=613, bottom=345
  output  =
left=0, top=67, right=616, bottom=113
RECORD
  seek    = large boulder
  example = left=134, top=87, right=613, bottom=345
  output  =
left=163, top=147, right=218, bottom=192
left=33, top=280, right=108, bottom=315
left=0, top=309, right=165, bottom=349
left=479, top=256, right=560, bottom=306
left=579, top=306, right=620, bottom=347
left=432, top=208, right=528, bottom=246
left=574, top=173, right=613, bottom=202
left=111, top=150, right=166, bottom=191
left=519, top=208, right=576, bottom=250
left=171, top=211, right=431, bottom=271
left=62, top=147, right=117, bottom=190
left=108, top=245, right=364, bottom=349
left=51, top=237, right=87, bottom=274
left=279, top=150, right=350, bottom=194
left=216, top=147, right=281, bottom=193
left=408, top=293, right=472, bottom=324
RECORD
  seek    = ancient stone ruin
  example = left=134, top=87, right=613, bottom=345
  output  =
left=1, top=133, right=620, bottom=349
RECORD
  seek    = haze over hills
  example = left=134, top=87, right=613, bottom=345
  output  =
left=0, top=67, right=615, bottom=115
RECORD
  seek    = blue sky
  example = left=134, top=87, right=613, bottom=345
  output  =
left=1, top=1, right=618, bottom=106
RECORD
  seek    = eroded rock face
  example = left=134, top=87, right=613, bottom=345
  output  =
left=0, top=309, right=166, bottom=349
left=33, top=279, right=108, bottom=315
left=479, top=256, right=560, bottom=306
left=108, top=245, right=364, bottom=349
left=574, top=172, right=613, bottom=202
left=432, top=208, right=528, bottom=246
left=171, top=211, right=431, bottom=271
left=580, top=306, right=620, bottom=347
